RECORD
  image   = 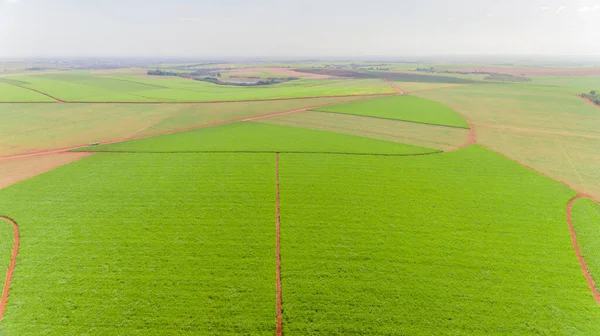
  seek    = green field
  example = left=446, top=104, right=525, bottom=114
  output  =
left=77, top=122, right=438, bottom=155
left=573, top=198, right=600, bottom=281
left=280, top=146, right=599, bottom=334
left=2, top=72, right=394, bottom=102
left=0, top=218, right=14, bottom=297
left=313, top=95, right=470, bottom=128
left=0, top=153, right=276, bottom=335
left=0, top=83, right=54, bottom=102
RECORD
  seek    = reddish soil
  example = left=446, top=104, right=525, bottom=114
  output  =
left=566, top=195, right=600, bottom=305
left=0, top=216, right=20, bottom=319
left=275, top=153, right=283, bottom=336
left=449, top=67, right=600, bottom=77
left=384, top=80, right=404, bottom=94
left=455, top=115, right=476, bottom=149
left=0, top=152, right=92, bottom=189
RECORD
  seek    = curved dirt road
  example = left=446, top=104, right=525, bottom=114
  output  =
left=0, top=216, right=20, bottom=319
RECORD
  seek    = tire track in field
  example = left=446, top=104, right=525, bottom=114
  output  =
left=0, top=216, right=20, bottom=319
left=275, top=153, right=283, bottom=336
left=566, top=195, right=600, bottom=305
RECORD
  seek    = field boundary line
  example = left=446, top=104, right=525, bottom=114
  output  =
left=307, top=109, right=471, bottom=130
left=0, top=216, right=20, bottom=319
left=275, top=153, right=283, bottom=336
left=566, top=195, right=600, bottom=305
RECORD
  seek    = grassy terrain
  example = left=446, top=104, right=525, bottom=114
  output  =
left=313, top=95, right=470, bottom=128
left=280, top=146, right=600, bottom=335
left=0, top=83, right=54, bottom=102
left=413, top=83, right=600, bottom=199
left=5, top=72, right=394, bottom=102
left=256, top=111, right=468, bottom=151
left=0, top=217, right=15, bottom=300
left=0, top=153, right=276, bottom=335
left=77, top=122, right=438, bottom=155
left=0, top=97, right=355, bottom=157
left=393, top=82, right=465, bottom=93
left=572, top=198, right=600, bottom=281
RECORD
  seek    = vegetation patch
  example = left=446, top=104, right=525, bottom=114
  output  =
left=313, top=95, right=470, bottom=129
left=582, top=90, right=600, bottom=106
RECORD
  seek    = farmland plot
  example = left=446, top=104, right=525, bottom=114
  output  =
left=313, top=95, right=469, bottom=128
left=0, top=82, right=54, bottom=102
left=279, top=146, right=600, bottom=335
left=0, top=153, right=277, bottom=335
left=77, top=122, right=438, bottom=155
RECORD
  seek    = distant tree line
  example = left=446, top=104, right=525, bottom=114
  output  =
left=148, top=69, right=179, bottom=76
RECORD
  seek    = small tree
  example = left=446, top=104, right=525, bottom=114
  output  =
left=590, top=90, right=597, bottom=95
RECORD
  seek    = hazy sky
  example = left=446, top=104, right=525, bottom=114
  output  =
left=1, top=0, right=599, bottom=57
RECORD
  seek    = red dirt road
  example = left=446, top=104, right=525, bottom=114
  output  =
left=275, top=153, right=283, bottom=336
left=566, top=195, right=600, bottom=305
left=384, top=80, right=404, bottom=94
left=0, top=216, right=20, bottom=319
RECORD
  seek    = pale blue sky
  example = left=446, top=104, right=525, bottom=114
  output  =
left=1, top=0, right=599, bottom=57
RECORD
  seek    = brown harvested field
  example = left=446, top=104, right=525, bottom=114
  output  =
left=449, top=67, right=600, bottom=77
left=226, top=67, right=336, bottom=79
left=0, top=152, right=91, bottom=189
left=253, top=110, right=468, bottom=151
left=413, top=83, right=600, bottom=199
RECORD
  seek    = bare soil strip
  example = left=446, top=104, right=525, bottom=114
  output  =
left=0, top=217, right=20, bottom=319
left=383, top=80, right=404, bottom=94
left=275, top=153, right=283, bottom=336
left=457, top=115, right=476, bottom=149
left=566, top=195, right=600, bottom=305
left=0, top=152, right=92, bottom=190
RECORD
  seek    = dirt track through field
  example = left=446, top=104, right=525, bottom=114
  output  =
left=0, top=216, right=19, bottom=319
left=566, top=195, right=600, bottom=305
left=384, top=80, right=404, bottom=94
left=275, top=153, right=283, bottom=336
